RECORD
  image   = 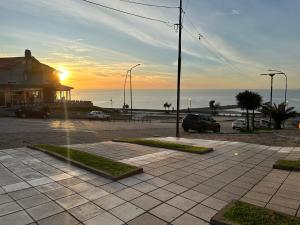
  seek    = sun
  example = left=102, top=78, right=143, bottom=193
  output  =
left=59, top=69, right=69, bottom=82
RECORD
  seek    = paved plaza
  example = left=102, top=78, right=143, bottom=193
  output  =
left=0, top=138, right=299, bottom=225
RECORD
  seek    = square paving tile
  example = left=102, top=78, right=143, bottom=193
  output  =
left=127, top=213, right=167, bottom=225
left=80, top=188, right=109, bottom=201
left=172, top=213, right=209, bottom=225
left=27, top=177, right=53, bottom=187
left=147, top=178, right=170, bottom=187
left=26, top=201, right=64, bottom=221
left=0, top=210, right=33, bottom=225
left=119, top=177, right=142, bottom=186
left=163, top=183, right=188, bottom=194
left=101, top=182, right=126, bottom=193
left=189, top=204, right=217, bottom=222
left=57, top=177, right=82, bottom=187
left=37, top=211, right=80, bottom=225
left=36, top=183, right=62, bottom=193
left=84, top=212, right=123, bottom=225
left=69, top=202, right=104, bottom=222
left=8, top=188, right=40, bottom=201
left=150, top=203, right=183, bottom=222
left=17, top=194, right=50, bottom=209
left=115, top=188, right=143, bottom=201
left=93, top=194, right=125, bottom=210
left=69, top=182, right=94, bottom=193
left=149, top=188, right=176, bottom=202
left=44, top=187, right=75, bottom=200
left=181, top=190, right=208, bottom=203
left=167, top=196, right=197, bottom=211
left=0, top=194, right=13, bottom=204
left=56, top=194, right=89, bottom=210
left=110, top=202, right=144, bottom=222
left=131, top=195, right=162, bottom=211
left=3, top=182, right=30, bottom=193
left=132, top=182, right=157, bottom=193
left=0, top=201, right=22, bottom=217
left=201, top=197, right=228, bottom=210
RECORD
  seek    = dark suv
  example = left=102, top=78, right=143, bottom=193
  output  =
left=15, top=105, right=50, bottom=119
left=182, top=114, right=220, bottom=133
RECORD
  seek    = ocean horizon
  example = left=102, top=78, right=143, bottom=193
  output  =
left=71, top=89, right=300, bottom=111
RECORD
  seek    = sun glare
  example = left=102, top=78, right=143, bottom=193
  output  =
left=59, top=69, right=69, bottom=82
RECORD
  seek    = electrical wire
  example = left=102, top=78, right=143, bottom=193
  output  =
left=184, top=14, right=243, bottom=73
left=119, top=0, right=178, bottom=9
left=76, top=0, right=173, bottom=25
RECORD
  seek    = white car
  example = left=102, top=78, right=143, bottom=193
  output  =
left=232, top=119, right=270, bottom=129
left=232, top=119, right=246, bottom=130
left=87, top=111, right=110, bottom=120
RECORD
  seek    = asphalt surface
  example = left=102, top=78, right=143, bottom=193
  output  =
left=1, top=118, right=299, bottom=149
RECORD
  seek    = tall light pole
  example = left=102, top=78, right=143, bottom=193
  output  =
left=123, top=70, right=129, bottom=109
left=176, top=0, right=183, bottom=138
left=128, top=64, right=141, bottom=120
left=260, top=71, right=284, bottom=127
left=268, top=70, right=288, bottom=106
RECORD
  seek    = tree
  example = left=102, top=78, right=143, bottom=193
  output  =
left=209, top=100, right=221, bottom=116
left=163, top=102, right=172, bottom=113
left=236, top=90, right=262, bottom=131
left=123, top=104, right=129, bottom=111
left=263, top=103, right=297, bottom=129
left=249, top=92, right=262, bottom=131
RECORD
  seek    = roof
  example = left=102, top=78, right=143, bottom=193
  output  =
left=0, top=83, right=73, bottom=91
left=0, top=57, right=24, bottom=69
left=0, top=56, right=57, bottom=72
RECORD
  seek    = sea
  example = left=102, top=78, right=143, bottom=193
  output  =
left=71, top=89, right=300, bottom=111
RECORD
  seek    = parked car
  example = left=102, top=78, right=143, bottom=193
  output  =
left=87, top=111, right=110, bottom=120
left=232, top=119, right=246, bottom=130
left=182, top=114, right=220, bottom=133
left=15, top=105, right=50, bottom=119
left=232, top=119, right=270, bottom=130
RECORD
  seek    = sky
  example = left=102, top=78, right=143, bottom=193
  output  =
left=0, top=0, right=299, bottom=90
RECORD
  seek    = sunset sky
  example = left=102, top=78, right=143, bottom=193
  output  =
left=0, top=0, right=299, bottom=90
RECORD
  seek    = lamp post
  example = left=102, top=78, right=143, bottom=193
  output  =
left=128, top=64, right=141, bottom=120
left=123, top=70, right=129, bottom=109
left=260, top=71, right=285, bottom=127
left=268, top=70, right=288, bottom=106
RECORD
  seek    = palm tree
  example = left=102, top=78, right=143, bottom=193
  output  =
left=236, top=90, right=262, bottom=131
left=249, top=92, right=262, bottom=131
left=163, top=102, right=167, bottom=112
left=264, top=103, right=297, bottom=129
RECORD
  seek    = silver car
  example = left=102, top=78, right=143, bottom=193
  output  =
left=87, top=111, right=110, bottom=120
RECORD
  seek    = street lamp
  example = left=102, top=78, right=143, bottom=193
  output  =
left=268, top=70, right=288, bottom=106
left=260, top=71, right=284, bottom=127
left=129, top=64, right=141, bottom=120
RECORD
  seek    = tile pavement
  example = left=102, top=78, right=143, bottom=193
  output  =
left=0, top=138, right=299, bottom=225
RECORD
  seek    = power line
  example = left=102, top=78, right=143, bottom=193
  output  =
left=76, top=0, right=173, bottom=25
left=184, top=14, right=243, bottom=73
left=119, top=0, right=178, bottom=9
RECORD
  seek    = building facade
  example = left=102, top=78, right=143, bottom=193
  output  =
left=0, top=50, right=73, bottom=106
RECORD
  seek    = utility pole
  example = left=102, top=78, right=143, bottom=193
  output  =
left=176, top=0, right=183, bottom=138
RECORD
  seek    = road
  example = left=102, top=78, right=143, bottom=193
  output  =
left=0, top=118, right=236, bottom=149
left=1, top=117, right=299, bottom=149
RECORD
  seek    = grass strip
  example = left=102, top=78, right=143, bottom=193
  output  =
left=273, top=159, right=300, bottom=171
left=211, top=201, right=300, bottom=225
left=113, top=138, right=213, bottom=154
left=31, top=144, right=142, bottom=180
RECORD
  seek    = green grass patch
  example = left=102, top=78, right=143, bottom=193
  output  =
left=32, top=144, right=142, bottom=179
left=273, top=160, right=300, bottom=171
left=219, top=201, right=300, bottom=225
left=113, top=138, right=213, bottom=154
